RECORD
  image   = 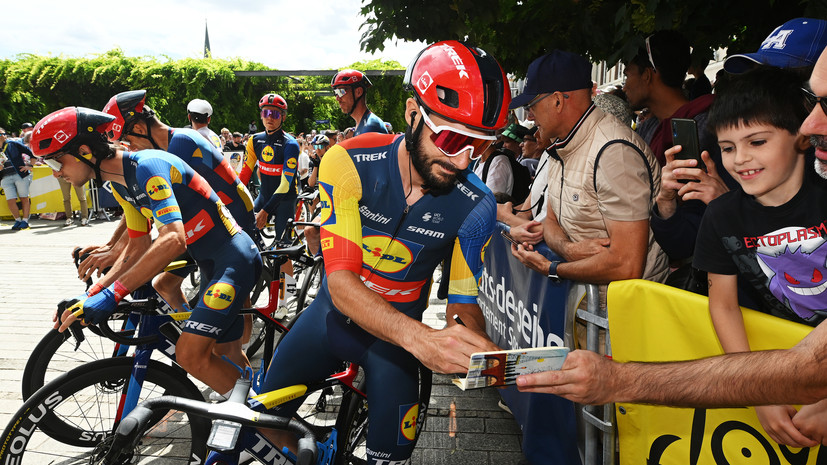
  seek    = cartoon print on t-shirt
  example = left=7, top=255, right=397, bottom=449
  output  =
left=757, top=233, right=827, bottom=321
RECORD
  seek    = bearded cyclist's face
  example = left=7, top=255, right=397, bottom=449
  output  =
left=802, top=50, right=827, bottom=179
left=409, top=112, right=479, bottom=196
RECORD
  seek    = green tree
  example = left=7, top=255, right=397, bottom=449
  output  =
left=358, top=0, right=827, bottom=75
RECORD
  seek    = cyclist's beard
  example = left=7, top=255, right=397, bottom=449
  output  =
left=811, top=135, right=827, bottom=180
left=409, top=130, right=459, bottom=196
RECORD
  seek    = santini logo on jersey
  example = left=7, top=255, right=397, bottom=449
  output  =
left=406, top=225, right=444, bottom=239
left=360, top=205, right=391, bottom=225
left=353, top=151, right=387, bottom=163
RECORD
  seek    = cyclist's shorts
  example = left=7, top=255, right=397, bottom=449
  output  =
left=254, top=194, right=296, bottom=240
left=183, top=232, right=261, bottom=343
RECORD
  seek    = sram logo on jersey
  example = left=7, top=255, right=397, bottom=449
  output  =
left=406, top=225, right=444, bottom=239
left=183, top=209, right=215, bottom=244
left=354, top=151, right=387, bottom=163
left=203, top=282, right=236, bottom=311
left=146, top=176, right=172, bottom=200
left=261, top=145, right=275, bottom=162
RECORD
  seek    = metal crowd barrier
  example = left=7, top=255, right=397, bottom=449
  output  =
left=573, top=283, right=615, bottom=465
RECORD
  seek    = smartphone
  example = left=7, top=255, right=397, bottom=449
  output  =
left=500, top=229, right=521, bottom=246
left=671, top=118, right=706, bottom=181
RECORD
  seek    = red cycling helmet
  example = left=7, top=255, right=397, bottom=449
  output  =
left=331, top=69, right=372, bottom=88
left=403, top=40, right=511, bottom=133
left=102, top=90, right=151, bottom=141
left=259, top=93, right=288, bottom=110
left=31, top=107, right=115, bottom=158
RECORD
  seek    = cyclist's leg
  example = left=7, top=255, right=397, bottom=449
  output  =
left=360, top=339, right=421, bottom=465
left=177, top=234, right=261, bottom=395
left=152, top=251, right=193, bottom=311
left=273, top=198, right=296, bottom=277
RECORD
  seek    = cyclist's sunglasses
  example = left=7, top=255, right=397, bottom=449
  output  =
left=803, top=88, right=827, bottom=115
left=313, top=144, right=327, bottom=150
left=43, top=152, right=67, bottom=171
left=419, top=106, right=496, bottom=161
left=261, top=108, right=282, bottom=120
left=333, top=87, right=348, bottom=98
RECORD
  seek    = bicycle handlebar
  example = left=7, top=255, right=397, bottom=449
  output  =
left=101, top=379, right=318, bottom=465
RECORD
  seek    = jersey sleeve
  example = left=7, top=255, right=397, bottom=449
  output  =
left=134, top=157, right=185, bottom=226
left=318, top=145, right=364, bottom=275
left=262, top=140, right=299, bottom=214
left=447, top=192, right=497, bottom=303
left=111, top=187, right=152, bottom=238
left=239, top=136, right=257, bottom=186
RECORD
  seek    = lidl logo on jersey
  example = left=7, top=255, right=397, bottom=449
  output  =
left=146, top=176, right=172, bottom=201
left=286, top=157, right=297, bottom=170
left=262, top=146, right=275, bottom=162
left=318, top=181, right=336, bottom=226
left=398, top=402, right=418, bottom=445
left=203, top=282, right=236, bottom=311
left=360, top=227, right=424, bottom=278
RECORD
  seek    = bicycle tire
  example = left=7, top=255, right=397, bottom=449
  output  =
left=21, top=327, right=121, bottom=401
left=1, top=357, right=209, bottom=464
left=295, top=258, right=324, bottom=313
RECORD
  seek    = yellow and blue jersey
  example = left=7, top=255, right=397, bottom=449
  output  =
left=240, top=129, right=300, bottom=214
left=318, top=133, right=496, bottom=316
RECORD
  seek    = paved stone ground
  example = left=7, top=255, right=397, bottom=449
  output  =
left=0, top=216, right=527, bottom=464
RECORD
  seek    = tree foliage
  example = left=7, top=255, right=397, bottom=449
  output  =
left=0, top=50, right=407, bottom=137
left=359, top=0, right=827, bottom=76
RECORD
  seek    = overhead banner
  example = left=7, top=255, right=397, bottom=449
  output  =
left=608, top=279, right=819, bottom=464
left=478, top=224, right=580, bottom=465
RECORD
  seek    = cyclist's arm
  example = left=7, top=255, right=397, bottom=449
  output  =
left=77, top=217, right=129, bottom=280
left=92, top=196, right=153, bottom=288
left=238, top=136, right=257, bottom=186
left=110, top=221, right=186, bottom=292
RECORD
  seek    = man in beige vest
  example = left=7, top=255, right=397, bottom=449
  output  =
left=510, top=50, right=669, bottom=317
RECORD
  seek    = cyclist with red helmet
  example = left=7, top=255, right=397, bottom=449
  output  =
left=101, top=90, right=256, bottom=313
left=331, top=69, right=390, bottom=135
left=262, top=41, right=508, bottom=463
left=38, top=107, right=261, bottom=398
left=240, top=93, right=300, bottom=235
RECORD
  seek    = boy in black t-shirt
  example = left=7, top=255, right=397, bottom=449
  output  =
left=691, top=67, right=826, bottom=447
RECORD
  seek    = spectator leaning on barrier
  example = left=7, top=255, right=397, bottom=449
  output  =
left=331, top=69, right=389, bottom=136
left=514, top=51, right=827, bottom=445
left=509, top=50, right=669, bottom=316
left=0, top=128, right=34, bottom=230
left=187, top=98, right=222, bottom=150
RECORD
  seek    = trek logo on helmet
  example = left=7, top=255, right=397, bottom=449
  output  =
left=416, top=71, right=433, bottom=94
left=440, top=43, right=470, bottom=79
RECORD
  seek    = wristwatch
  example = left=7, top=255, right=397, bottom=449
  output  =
left=547, top=260, right=562, bottom=283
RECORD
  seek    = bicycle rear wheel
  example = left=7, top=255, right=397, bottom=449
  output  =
left=1, top=357, right=209, bottom=463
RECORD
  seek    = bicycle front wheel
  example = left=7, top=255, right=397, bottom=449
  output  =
left=1, top=357, right=209, bottom=464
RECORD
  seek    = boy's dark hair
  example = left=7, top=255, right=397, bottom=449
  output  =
left=627, top=30, right=690, bottom=89
left=707, top=67, right=809, bottom=135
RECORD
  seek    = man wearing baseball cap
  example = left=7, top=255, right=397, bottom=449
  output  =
left=510, top=50, right=668, bottom=324
left=187, top=98, right=222, bottom=149
left=724, top=18, right=827, bottom=74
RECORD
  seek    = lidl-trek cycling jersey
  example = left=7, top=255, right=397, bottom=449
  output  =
left=168, top=128, right=255, bottom=236
left=240, top=130, right=299, bottom=237
left=111, top=150, right=261, bottom=343
left=355, top=110, right=389, bottom=136
left=263, top=133, right=496, bottom=464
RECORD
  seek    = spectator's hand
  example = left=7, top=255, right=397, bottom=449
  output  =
left=674, top=150, right=729, bottom=205
left=510, top=221, right=544, bottom=245
left=516, top=349, right=616, bottom=405
left=408, top=324, right=500, bottom=374
left=563, top=237, right=610, bottom=262
left=754, top=405, right=817, bottom=448
left=792, top=399, right=827, bottom=446
left=510, top=243, right=549, bottom=274
left=77, top=246, right=117, bottom=281
left=255, top=210, right=269, bottom=230
left=19, top=165, right=32, bottom=172
left=656, top=145, right=696, bottom=219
